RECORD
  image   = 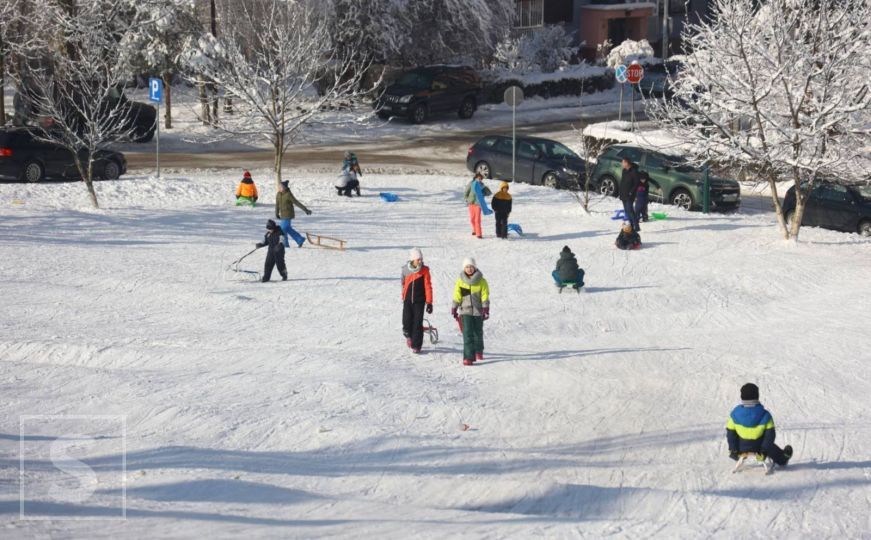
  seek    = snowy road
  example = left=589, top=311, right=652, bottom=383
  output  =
left=1, top=172, right=869, bottom=538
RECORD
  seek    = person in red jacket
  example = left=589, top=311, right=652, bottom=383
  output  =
left=401, top=247, right=433, bottom=354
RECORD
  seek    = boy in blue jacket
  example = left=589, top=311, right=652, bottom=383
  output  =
left=726, top=383, right=793, bottom=466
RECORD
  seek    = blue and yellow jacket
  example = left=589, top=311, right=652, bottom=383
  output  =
left=726, top=402, right=776, bottom=454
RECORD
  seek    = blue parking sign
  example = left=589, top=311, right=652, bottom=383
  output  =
left=148, top=78, right=162, bottom=103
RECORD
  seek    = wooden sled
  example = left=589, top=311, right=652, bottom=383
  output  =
left=732, top=452, right=773, bottom=475
left=305, top=232, right=346, bottom=251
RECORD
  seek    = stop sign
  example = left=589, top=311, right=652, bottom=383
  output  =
left=627, top=63, right=645, bottom=84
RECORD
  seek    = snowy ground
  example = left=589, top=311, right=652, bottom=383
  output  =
left=1, top=172, right=870, bottom=538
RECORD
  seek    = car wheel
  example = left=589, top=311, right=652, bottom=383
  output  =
left=859, top=220, right=871, bottom=237
left=458, top=98, right=475, bottom=119
left=543, top=172, right=559, bottom=189
left=474, top=161, right=491, bottom=179
left=101, top=160, right=121, bottom=180
left=598, top=175, right=617, bottom=197
left=670, top=189, right=694, bottom=210
left=410, top=104, right=426, bottom=124
left=22, top=161, right=45, bottom=183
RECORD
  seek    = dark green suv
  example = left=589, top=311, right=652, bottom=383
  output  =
left=590, top=144, right=741, bottom=211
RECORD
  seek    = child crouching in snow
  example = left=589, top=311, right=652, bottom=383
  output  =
left=451, top=257, right=489, bottom=366
left=615, top=222, right=641, bottom=250
left=256, top=220, right=287, bottom=282
left=552, top=246, right=585, bottom=289
left=401, top=248, right=433, bottom=354
left=727, top=383, right=792, bottom=468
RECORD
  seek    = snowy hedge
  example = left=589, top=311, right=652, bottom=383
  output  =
left=482, top=70, right=613, bottom=104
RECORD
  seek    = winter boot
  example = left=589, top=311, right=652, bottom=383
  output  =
left=463, top=358, right=474, bottom=366
left=406, top=338, right=413, bottom=349
left=355, top=186, right=361, bottom=196
left=412, top=348, right=421, bottom=354
left=475, top=352, right=484, bottom=362
left=783, top=445, right=793, bottom=464
left=281, top=273, right=288, bottom=281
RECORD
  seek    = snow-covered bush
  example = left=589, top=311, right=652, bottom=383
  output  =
left=595, top=39, right=613, bottom=67
left=606, top=39, right=655, bottom=68
left=493, top=26, right=574, bottom=73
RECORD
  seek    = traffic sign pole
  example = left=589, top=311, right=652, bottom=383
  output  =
left=615, top=65, right=628, bottom=122
left=156, top=101, right=160, bottom=179
left=503, top=86, right=524, bottom=182
left=148, top=77, right=163, bottom=179
left=619, top=84, right=624, bottom=121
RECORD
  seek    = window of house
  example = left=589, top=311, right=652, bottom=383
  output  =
left=514, top=0, right=544, bottom=29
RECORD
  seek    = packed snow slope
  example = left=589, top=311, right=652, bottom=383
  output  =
left=1, top=173, right=870, bottom=538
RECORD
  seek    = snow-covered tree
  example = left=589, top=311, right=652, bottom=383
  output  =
left=121, top=0, right=200, bottom=129
left=648, top=0, right=870, bottom=240
left=606, top=39, right=655, bottom=69
left=185, top=0, right=374, bottom=188
left=9, top=0, right=153, bottom=207
left=494, top=26, right=574, bottom=73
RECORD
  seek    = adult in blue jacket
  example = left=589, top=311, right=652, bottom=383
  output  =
left=726, top=383, right=793, bottom=466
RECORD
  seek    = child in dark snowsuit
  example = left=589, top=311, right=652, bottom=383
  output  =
left=615, top=223, right=642, bottom=250
left=401, top=248, right=433, bottom=354
left=552, top=246, right=585, bottom=289
left=634, top=171, right=650, bottom=223
left=726, top=383, right=793, bottom=467
left=256, top=220, right=287, bottom=282
left=490, top=181, right=512, bottom=239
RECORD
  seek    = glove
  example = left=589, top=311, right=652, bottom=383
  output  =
left=426, top=303, right=433, bottom=314
left=482, top=307, right=490, bottom=320
left=729, top=451, right=739, bottom=461
left=451, top=307, right=458, bottom=320
left=255, top=243, right=264, bottom=248
left=305, top=209, right=312, bottom=216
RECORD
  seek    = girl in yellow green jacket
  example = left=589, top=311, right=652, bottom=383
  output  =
left=451, top=257, right=490, bottom=366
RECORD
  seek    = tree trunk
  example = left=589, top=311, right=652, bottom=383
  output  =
left=790, top=189, right=806, bottom=240
left=163, top=72, right=172, bottom=129
left=198, top=75, right=210, bottom=125
left=273, top=133, right=284, bottom=190
left=74, top=154, right=99, bottom=209
left=210, top=85, right=219, bottom=127
left=766, top=174, right=790, bottom=240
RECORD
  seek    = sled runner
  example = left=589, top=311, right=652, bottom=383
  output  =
left=507, top=223, right=524, bottom=236
left=224, top=246, right=262, bottom=282
left=732, top=452, right=773, bottom=475
left=304, top=232, right=346, bottom=251
left=557, top=282, right=582, bottom=294
left=421, top=318, right=439, bottom=345
left=611, top=209, right=626, bottom=220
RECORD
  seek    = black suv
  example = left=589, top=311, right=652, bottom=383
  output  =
left=466, top=135, right=586, bottom=189
left=375, top=66, right=482, bottom=124
left=783, top=182, right=871, bottom=236
left=14, top=85, right=156, bottom=143
left=0, top=127, right=127, bottom=182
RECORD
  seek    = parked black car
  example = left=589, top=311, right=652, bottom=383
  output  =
left=0, top=127, right=127, bottom=182
left=375, top=65, right=482, bottom=124
left=466, top=135, right=586, bottom=189
left=783, top=182, right=871, bottom=236
left=14, top=85, right=156, bottom=143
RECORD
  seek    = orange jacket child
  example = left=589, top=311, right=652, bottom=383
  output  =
left=236, top=171, right=258, bottom=206
left=401, top=247, right=433, bottom=353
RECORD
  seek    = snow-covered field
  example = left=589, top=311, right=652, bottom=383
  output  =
left=1, top=173, right=870, bottom=538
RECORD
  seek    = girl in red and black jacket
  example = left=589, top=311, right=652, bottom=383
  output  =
left=401, top=247, right=433, bottom=354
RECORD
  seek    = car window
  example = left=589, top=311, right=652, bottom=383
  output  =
left=644, top=152, right=667, bottom=170
left=616, top=147, right=642, bottom=163
left=854, top=185, right=871, bottom=202
left=539, top=141, right=578, bottom=159
left=476, top=137, right=497, bottom=148
left=815, top=184, right=851, bottom=203
left=396, top=72, right=432, bottom=90
left=431, top=77, right=448, bottom=91
left=517, top=141, right=537, bottom=159
left=495, top=138, right=513, bottom=154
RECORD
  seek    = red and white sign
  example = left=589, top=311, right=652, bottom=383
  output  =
left=627, top=63, right=645, bottom=84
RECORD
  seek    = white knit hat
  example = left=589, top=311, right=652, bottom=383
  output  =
left=409, top=247, right=422, bottom=261
left=462, top=257, right=476, bottom=269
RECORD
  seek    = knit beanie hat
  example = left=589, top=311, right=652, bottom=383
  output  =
left=243, top=170, right=251, bottom=178
left=462, top=257, right=476, bottom=269
left=561, top=245, right=571, bottom=254
left=740, top=383, right=759, bottom=401
left=266, top=219, right=277, bottom=230
left=281, top=180, right=289, bottom=188
left=409, top=247, right=422, bottom=261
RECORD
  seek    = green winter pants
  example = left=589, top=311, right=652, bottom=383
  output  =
left=461, top=315, right=484, bottom=360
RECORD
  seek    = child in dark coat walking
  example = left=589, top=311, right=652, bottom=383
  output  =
left=490, top=181, right=512, bottom=239
left=401, top=248, right=433, bottom=354
left=634, top=170, right=650, bottom=223
left=726, top=383, right=793, bottom=467
left=615, top=223, right=642, bottom=250
left=256, top=220, right=287, bottom=282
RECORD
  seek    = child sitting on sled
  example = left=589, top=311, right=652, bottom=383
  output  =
left=552, top=245, right=585, bottom=290
left=256, top=219, right=287, bottom=282
left=235, top=171, right=258, bottom=206
left=615, top=222, right=641, bottom=250
left=727, top=383, right=792, bottom=468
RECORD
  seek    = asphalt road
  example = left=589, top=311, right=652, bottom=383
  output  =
left=123, top=115, right=618, bottom=175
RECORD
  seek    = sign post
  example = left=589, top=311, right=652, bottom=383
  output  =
left=503, top=86, right=524, bottom=182
left=615, top=65, right=628, bottom=121
left=626, top=63, right=645, bottom=131
left=148, top=77, right=163, bottom=179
